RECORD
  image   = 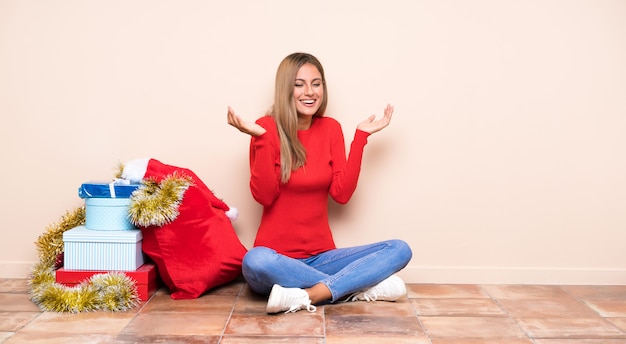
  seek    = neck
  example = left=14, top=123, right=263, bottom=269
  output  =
left=298, top=116, right=312, bottom=130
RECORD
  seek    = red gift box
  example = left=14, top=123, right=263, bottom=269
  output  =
left=55, top=263, right=160, bottom=301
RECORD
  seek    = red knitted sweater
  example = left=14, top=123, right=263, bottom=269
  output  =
left=249, top=115, right=370, bottom=258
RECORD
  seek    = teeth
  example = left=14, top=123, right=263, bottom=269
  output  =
left=302, top=100, right=315, bottom=104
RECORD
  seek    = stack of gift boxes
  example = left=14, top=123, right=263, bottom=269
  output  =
left=55, top=181, right=159, bottom=301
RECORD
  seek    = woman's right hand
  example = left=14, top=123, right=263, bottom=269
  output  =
left=227, top=106, right=266, bottom=137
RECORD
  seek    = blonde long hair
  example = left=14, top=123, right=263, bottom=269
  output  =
left=271, top=52, right=328, bottom=183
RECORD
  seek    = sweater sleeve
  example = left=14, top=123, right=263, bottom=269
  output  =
left=329, top=127, right=370, bottom=204
left=249, top=119, right=281, bottom=206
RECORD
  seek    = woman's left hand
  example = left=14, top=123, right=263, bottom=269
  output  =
left=357, top=104, right=394, bottom=134
left=227, top=106, right=267, bottom=137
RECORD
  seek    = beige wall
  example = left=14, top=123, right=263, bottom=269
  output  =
left=1, top=0, right=625, bottom=284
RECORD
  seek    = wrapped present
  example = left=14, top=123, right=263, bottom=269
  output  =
left=79, top=180, right=139, bottom=231
left=78, top=180, right=140, bottom=199
left=56, top=263, right=160, bottom=301
left=78, top=179, right=140, bottom=231
left=63, top=226, right=144, bottom=271
left=85, top=197, right=136, bottom=231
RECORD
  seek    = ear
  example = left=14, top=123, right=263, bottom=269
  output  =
left=121, top=158, right=150, bottom=182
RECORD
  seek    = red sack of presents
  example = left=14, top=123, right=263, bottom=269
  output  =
left=123, top=158, right=247, bottom=299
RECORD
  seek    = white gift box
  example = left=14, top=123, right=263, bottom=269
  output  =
left=63, top=226, right=144, bottom=271
left=85, top=198, right=136, bottom=231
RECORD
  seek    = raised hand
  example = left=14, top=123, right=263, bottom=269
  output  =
left=357, top=104, right=394, bottom=134
left=227, top=106, right=266, bottom=137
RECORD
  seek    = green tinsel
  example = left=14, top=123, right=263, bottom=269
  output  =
left=128, top=173, right=191, bottom=227
left=29, top=204, right=140, bottom=313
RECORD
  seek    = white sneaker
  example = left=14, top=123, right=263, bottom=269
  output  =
left=349, top=275, right=407, bottom=302
left=266, top=284, right=317, bottom=314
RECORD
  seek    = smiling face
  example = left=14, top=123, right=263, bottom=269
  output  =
left=293, top=63, right=324, bottom=119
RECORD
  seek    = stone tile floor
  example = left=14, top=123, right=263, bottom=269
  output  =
left=1, top=278, right=626, bottom=343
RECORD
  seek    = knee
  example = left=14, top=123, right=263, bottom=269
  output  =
left=241, top=246, right=280, bottom=295
left=242, top=246, right=277, bottom=275
left=389, top=239, right=412, bottom=265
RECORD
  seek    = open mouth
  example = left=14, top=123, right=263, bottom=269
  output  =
left=301, top=99, right=316, bottom=106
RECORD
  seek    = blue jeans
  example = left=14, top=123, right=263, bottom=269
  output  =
left=242, top=239, right=412, bottom=303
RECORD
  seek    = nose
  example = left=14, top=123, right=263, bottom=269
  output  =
left=304, top=83, right=313, bottom=95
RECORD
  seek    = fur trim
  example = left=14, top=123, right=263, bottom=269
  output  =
left=121, top=158, right=150, bottom=183
left=225, top=207, right=238, bottom=221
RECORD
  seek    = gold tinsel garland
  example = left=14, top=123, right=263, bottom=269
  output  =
left=127, top=173, right=192, bottom=227
left=28, top=164, right=190, bottom=312
left=29, top=207, right=139, bottom=313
